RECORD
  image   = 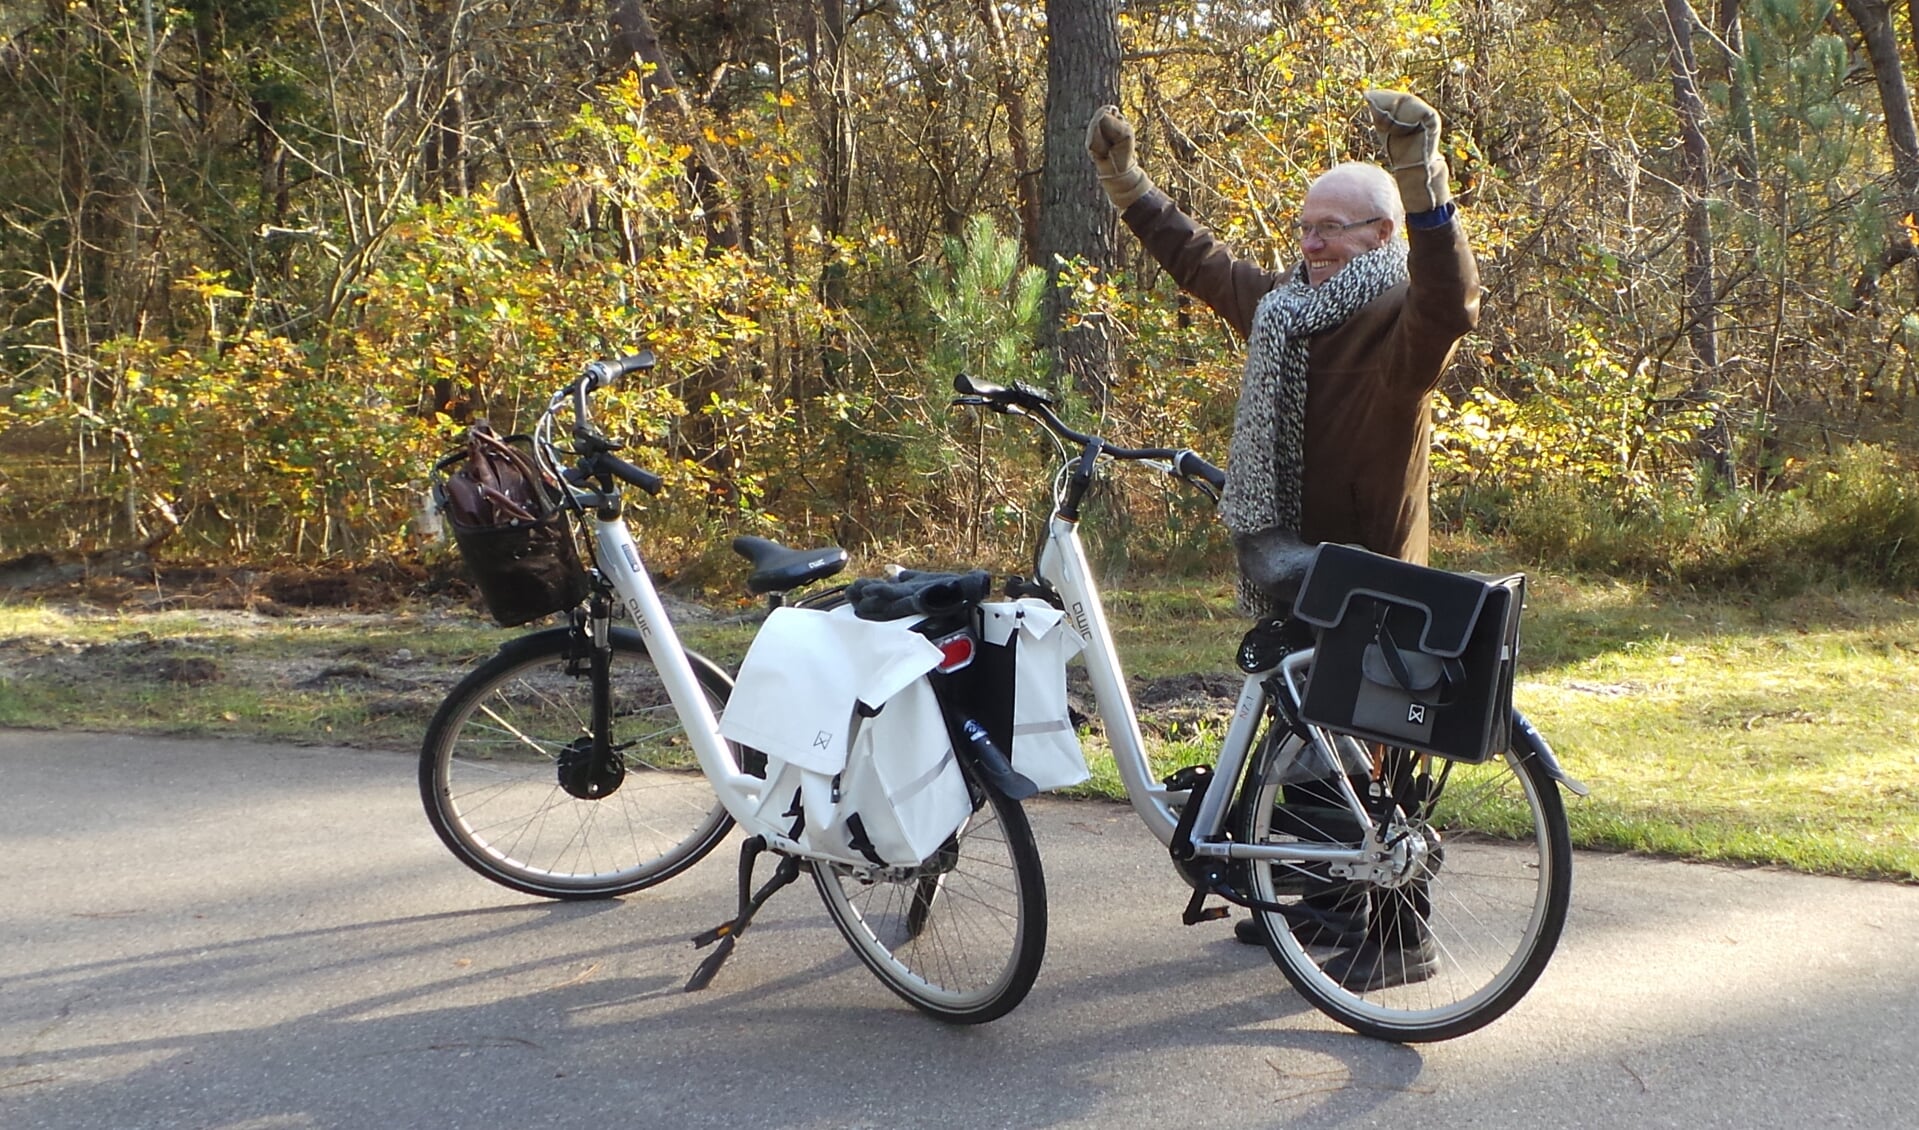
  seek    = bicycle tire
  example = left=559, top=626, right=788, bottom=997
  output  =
left=812, top=780, right=1047, bottom=1024
left=420, top=626, right=735, bottom=899
left=1237, top=711, right=1572, bottom=1042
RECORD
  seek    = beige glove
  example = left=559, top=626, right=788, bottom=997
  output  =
left=1085, top=106, right=1154, bottom=209
left=1364, top=89, right=1452, bottom=213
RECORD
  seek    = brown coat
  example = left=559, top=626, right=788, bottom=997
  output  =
left=1121, top=190, right=1480, bottom=565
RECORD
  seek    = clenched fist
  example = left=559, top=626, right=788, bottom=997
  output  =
left=1086, top=106, right=1154, bottom=209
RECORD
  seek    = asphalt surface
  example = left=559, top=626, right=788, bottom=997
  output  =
left=3, top=729, right=1915, bottom=1130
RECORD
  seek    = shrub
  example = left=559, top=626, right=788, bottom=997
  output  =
left=1487, top=444, right=1919, bottom=591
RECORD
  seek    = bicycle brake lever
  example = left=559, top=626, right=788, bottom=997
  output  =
left=1150, top=459, right=1221, bottom=502
left=571, top=425, right=624, bottom=454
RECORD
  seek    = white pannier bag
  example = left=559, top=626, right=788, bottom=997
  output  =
left=721, top=605, right=972, bottom=867
left=975, top=600, right=1090, bottom=791
left=718, top=603, right=943, bottom=775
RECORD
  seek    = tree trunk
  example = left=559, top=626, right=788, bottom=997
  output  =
left=810, top=0, right=854, bottom=306
left=1848, top=0, right=1919, bottom=207
left=1662, top=0, right=1732, bottom=483
left=606, top=0, right=741, bottom=250
left=1843, top=0, right=1919, bottom=291
left=974, top=0, right=1041, bottom=261
left=1714, top=0, right=1759, bottom=207
left=1036, top=0, right=1120, bottom=406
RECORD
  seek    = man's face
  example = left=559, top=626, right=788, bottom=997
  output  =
left=1296, top=182, right=1390, bottom=287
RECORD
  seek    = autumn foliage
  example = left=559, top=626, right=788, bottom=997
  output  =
left=1, top=2, right=1915, bottom=589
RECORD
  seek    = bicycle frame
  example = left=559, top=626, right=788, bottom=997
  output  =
left=529, top=379, right=836, bottom=866
left=584, top=514, right=763, bottom=804
left=1033, top=506, right=1383, bottom=877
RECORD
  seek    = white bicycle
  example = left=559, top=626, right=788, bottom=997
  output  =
left=948, top=372, right=1579, bottom=1042
left=421, top=352, right=1578, bottom=1040
left=420, top=351, right=1046, bottom=1023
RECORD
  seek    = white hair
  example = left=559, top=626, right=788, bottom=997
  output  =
left=1308, top=162, right=1405, bottom=227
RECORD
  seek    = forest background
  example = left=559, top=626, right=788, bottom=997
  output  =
left=2, top=0, right=1918, bottom=588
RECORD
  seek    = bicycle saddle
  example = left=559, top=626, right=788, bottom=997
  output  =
left=732, top=536, right=849, bottom=594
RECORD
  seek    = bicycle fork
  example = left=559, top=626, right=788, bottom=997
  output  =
left=555, top=595, right=627, bottom=801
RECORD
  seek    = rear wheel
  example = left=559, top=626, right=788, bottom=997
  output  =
left=812, top=782, right=1047, bottom=1024
left=1237, top=713, right=1572, bottom=1042
left=420, top=627, right=734, bottom=899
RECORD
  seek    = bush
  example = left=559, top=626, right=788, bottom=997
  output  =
left=1482, top=444, right=1919, bottom=591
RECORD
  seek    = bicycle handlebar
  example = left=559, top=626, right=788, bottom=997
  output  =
left=566, top=451, right=663, bottom=494
left=950, top=372, right=1225, bottom=495
left=536, top=349, right=668, bottom=500
left=581, top=349, right=658, bottom=392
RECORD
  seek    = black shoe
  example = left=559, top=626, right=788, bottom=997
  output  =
left=1234, top=905, right=1368, bottom=949
left=1320, top=935, right=1438, bottom=990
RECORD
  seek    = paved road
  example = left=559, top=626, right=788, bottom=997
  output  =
left=3, top=729, right=1914, bottom=1130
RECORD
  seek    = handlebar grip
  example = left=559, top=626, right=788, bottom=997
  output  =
left=1175, top=450, right=1226, bottom=491
left=583, top=349, right=658, bottom=391
left=579, top=451, right=663, bottom=494
left=951, top=371, right=1059, bottom=411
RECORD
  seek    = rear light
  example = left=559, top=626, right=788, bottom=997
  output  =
left=931, top=628, right=976, bottom=672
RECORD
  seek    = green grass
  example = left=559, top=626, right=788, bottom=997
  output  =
left=1079, top=573, right=1919, bottom=882
left=3, top=573, right=1915, bottom=882
left=1512, top=576, right=1919, bottom=880
left=0, top=599, right=764, bottom=750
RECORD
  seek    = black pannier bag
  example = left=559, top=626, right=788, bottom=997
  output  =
left=431, top=423, right=589, bottom=626
left=1293, top=543, right=1524, bottom=764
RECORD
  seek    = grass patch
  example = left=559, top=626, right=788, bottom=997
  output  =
left=1058, top=573, right=1919, bottom=882
left=1513, top=581, right=1919, bottom=880
left=0, top=600, right=748, bottom=750
left=3, top=573, right=1914, bottom=882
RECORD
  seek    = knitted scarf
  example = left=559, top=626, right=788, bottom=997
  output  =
left=1219, top=240, right=1410, bottom=616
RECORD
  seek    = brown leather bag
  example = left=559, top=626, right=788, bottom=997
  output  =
left=432, top=423, right=589, bottom=626
left=437, top=422, right=543, bottom=530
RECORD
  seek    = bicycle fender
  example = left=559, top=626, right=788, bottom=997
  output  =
left=1512, top=712, right=1589, bottom=797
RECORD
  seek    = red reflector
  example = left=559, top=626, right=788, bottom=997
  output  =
left=934, top=632, right=976, bottom=672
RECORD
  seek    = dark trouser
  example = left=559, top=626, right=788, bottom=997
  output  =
left=1277, top=776, right=1372, bottom=937
left=1279, top=760, right=1433, bottom=952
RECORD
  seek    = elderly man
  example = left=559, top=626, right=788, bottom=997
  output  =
left=1087, top=91, right=1480, bottom=989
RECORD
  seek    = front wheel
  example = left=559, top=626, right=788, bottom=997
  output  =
left=420, top=627, right=735, bottom=899
left=812, top=782, right=1047, bottom=1024
left=1238, top=713, right=1572, bottom=1042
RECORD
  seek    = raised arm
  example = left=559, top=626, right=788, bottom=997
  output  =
left=1367, top=89, right=1480, bottom=379
left=1087, top=106, right=1283, bottom=339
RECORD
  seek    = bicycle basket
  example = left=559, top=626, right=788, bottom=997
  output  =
left=432, top=423, right=590, bottom=626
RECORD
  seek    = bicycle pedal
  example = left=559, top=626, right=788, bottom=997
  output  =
left=691, top=922, right=734, bottom=949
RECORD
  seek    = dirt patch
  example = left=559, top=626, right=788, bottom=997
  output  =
left=1066, top=667, right=1241, bottom=740
left=1, top=555, right=1244, bottom=744
left=0, top=550, right=469, bottom=614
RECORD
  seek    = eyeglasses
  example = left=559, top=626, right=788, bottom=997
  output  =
left=1293, top=216, right=1384, bottom=241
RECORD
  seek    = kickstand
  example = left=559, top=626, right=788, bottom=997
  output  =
left=685, top=836, right=802, bottom=992
left=1182, top=887, right=1231, bottom=925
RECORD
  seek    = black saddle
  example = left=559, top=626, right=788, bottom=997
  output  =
left=731, top=536, right=849, bottom=594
